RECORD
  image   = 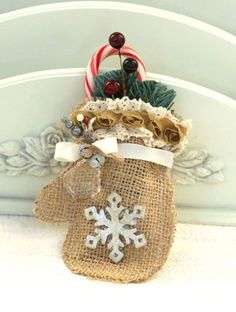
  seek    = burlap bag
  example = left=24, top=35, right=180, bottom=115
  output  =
left=34, top=138, right=176, bottom=283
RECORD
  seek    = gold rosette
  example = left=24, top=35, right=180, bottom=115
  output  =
left=120, top=111, right=144, bottom=128
left=161, top=118, right=186, bottom=145
left=93, top=111, right=120, bottom=129
left=146, top=112, right=162, bottom=139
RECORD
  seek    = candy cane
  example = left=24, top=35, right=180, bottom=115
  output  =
left=85, top=44, right=146, bottom=98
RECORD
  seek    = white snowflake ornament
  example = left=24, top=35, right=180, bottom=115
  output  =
left=84, top=192, right=147, bottom=263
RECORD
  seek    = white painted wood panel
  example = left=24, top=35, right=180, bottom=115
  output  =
left=0, top=2, right=235, bottom=98
left=0, top=0, right=235, bottom=35
left=0, top=68, right=235, bottom=225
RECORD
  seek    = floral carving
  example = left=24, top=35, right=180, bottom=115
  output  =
left=0, top=127, right=69, bottom=177
left=40, top=127, right=65, bottom=154
left=172, top=149, right=224, bottom=184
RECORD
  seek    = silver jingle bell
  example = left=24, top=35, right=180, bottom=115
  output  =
left=89, top=154, right=105, bottom=169
left=80, top=144, right=93, bottom=159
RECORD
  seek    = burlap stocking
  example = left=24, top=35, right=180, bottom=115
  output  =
left=34, top=140, right=176, bottom=283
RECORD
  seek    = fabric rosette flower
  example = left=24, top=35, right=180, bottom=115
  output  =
left=146, top=112, right=162, bottom=139
left=93, top=111, right=120, bottom=129
left=161, top=118, right=187, bottom=146
left=120, top=111, right=144, bottom=128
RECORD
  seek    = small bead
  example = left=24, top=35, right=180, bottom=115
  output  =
left=76, top=114, right=84, bottom=122
left=61, top=118, right=73, bottom=129
left=71, top=126, right=83, bottom=137
left=83, top=115, right=90, bottom=125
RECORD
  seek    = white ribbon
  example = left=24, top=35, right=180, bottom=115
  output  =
left=118, top=143, right=173, bottom=168
left=54, top=137, right=118, bottom=162
left=54, top=142, right=80, bottom=162
left=54, top=137, right=173, bottom=168
left=92, top=137, right=118, bottom=154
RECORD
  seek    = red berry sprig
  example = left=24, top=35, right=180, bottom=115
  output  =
left=83, top=115, right=90, bottom=126
left=123, top=58, right=138, bottom=74
left=108, top=32, right=126, bottom=97
left=104, top=80, right=121, bottom=97
left=109, top=32, right=125, bottom=49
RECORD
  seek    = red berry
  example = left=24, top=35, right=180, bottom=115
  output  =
left=83, top=115, right=90, bottom=125
left=123, top=58, right=138, bottom=73
left=109, top=32, right=125, bottom=49
left=104, top=80, right=121, bottom=97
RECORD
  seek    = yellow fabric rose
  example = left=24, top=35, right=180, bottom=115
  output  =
left=161, top=118, right=186, bottom=145
left=120, top=111, right=144, bottom=128
left=146, top=112, right=162, bottom=139
left=93, top=111, right=120, bottom=129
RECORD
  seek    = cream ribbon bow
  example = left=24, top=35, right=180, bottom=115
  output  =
left=54, top=137, right=174, bottom=168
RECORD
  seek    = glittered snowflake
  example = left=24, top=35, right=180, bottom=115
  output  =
left=84, top=192, right=147, bottom=263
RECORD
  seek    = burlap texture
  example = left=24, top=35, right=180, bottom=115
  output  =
left=34, top=139, right=176, bottom=283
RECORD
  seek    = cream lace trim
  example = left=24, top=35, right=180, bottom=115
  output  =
left=81, top=97, right=191, bottom=153
left=83, top=97, right=177, bottom=120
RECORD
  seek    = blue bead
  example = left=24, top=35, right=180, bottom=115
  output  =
left=61, top=118, right=73, bottom=129
left=71, top=126, right=83, bottom=137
